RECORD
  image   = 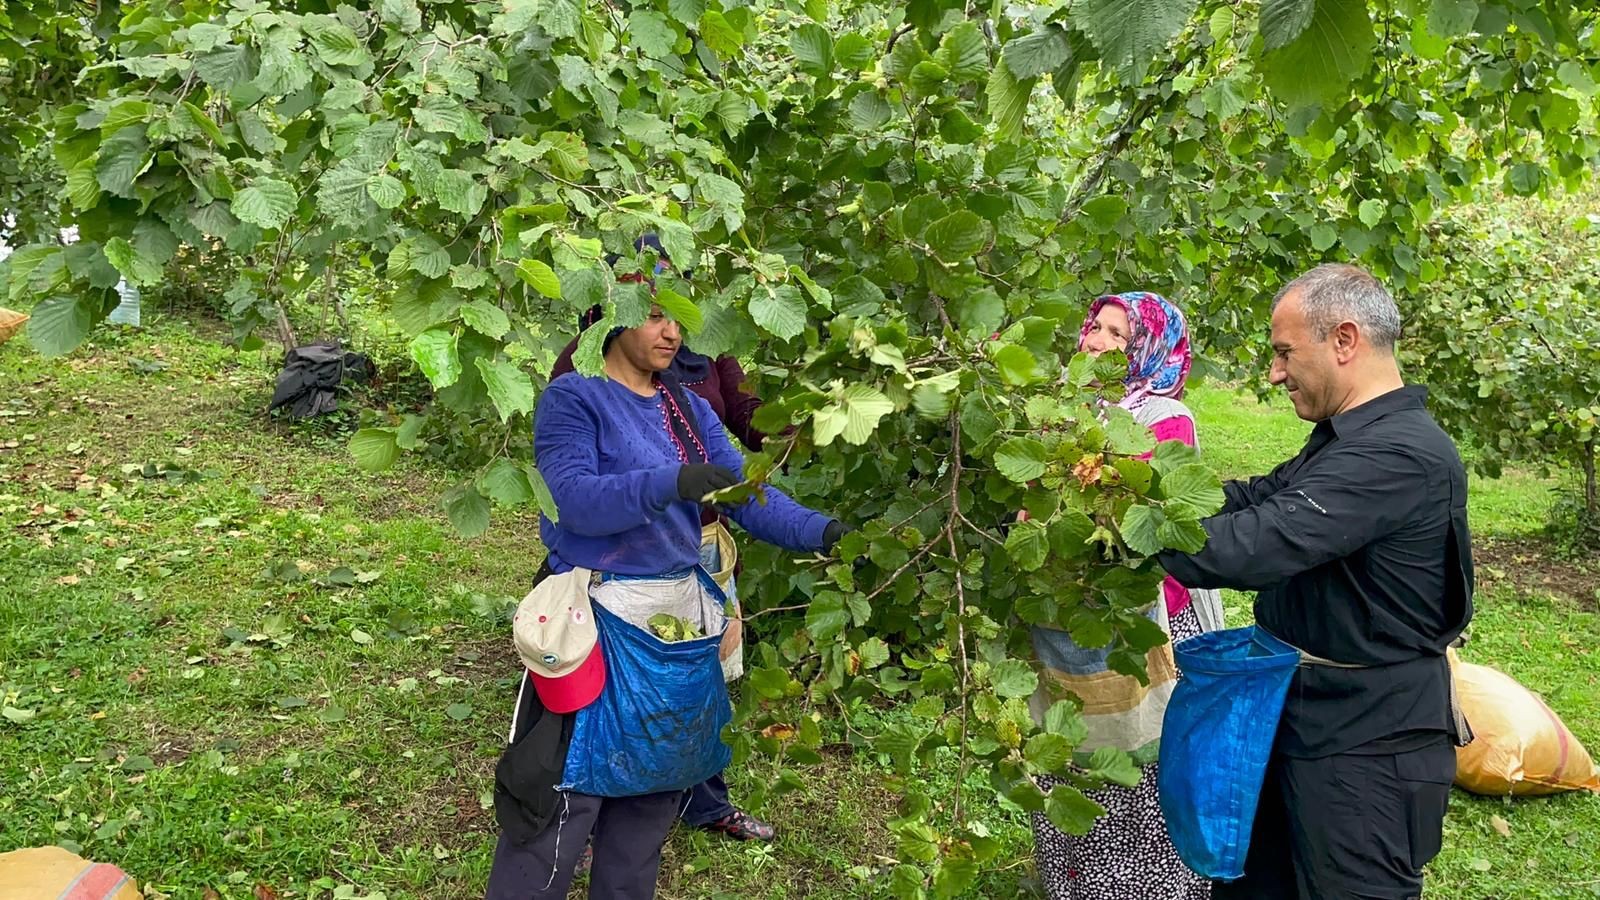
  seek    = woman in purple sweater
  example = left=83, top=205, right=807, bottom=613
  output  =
left=485, top=246, right=845, bottom=900
left=548, top=239, right=777, bottom=843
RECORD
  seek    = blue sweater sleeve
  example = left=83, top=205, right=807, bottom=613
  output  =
left=534, top=378, right=681, bottom=536
left=690, top=392, right=832, bottom=552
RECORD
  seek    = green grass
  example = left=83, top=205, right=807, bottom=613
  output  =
left=2, top=323, right=1595, bottom=899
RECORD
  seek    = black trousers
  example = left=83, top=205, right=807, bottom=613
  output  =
left=1214, top=737, right=1455, bottom=900
left=485, top=789, right=683, bottom=900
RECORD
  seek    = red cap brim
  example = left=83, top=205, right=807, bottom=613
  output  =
left=530, top=642, right=605, bottom=714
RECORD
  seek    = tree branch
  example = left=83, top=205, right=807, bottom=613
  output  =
left=1060, top=51, right=1190, bottom=224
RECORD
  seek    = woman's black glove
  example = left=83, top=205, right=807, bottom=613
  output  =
left=677, top=463, right=740, bottom=501
left=822, top=520, right=854, bottom=554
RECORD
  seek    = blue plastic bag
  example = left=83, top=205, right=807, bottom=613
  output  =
left=560, top=571, right=731, bottom=797
left=1157, top=626, right=1300, bottom=880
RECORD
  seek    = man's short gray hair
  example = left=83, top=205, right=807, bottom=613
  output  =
left=1272, top=263, right=1402, bottom=350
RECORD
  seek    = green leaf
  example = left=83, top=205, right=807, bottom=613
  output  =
left=1262, top=0, right=1375, bottom=107
left=65, top=159, right=101, bottom=211
left=515, top=259, right=562, bottom=298
left=986, top=58, right=1033, bottom=142
left=696, top=172, right=746, bottom=232
left=1427, top=0, right=1478, bottom=38
left=459, top=301, right=511, bottom=339
left=96, top=129, right=149, bottom=198
left=1157, top=510, right=1208, bottom=553
left=1005, top=520, right=1050, bottom=571
left=317, top=162, right=377, bottom=228
left=813, top=384, right=896, bottom=446
left=848, top=92, right=892, bottom=131
left=1309, top=222, right=1338, bottom=251
left=698, top=10, right=743, bottom=58
left=857, top=636, right=890, bottom=670
left=792, top=24, right=833, bottom=76
left=1045, top=784, right=1106, bottom=836
left=476, top=358, right=537, bottom=423
left=367, top=174, right=405, bottom=209
left=834, top=32, right=875, bottom=70
left=833, top=275, right=884, bottom=316
left=1358, top=198, right=1384, bottom=228
left=434, top=169, right=487, bottom=219
left=232, top=179, right=298, bottom=231
left=750, top=285, right=808, bottom=340
left=1118, top=504, right=1164, bottom=555
left=990, top=659, right=1038, bottom=699
left=806, top=593, right=850, bottom=642
left=1071, top=0, right=1197, bottom=81
left=1049, top=510, right=1097, bottom=558
left=444, top=484, right=491, bottom=538
left=305, top=17, right=367, bottom=66
left=1003, top=26, right=1076, bottom=80
left=655, top=287, right=703, bottom=333
left=1160, top=463, right=1225, bottom=516
left=26, top=295, right=95, bottom=357
left=1104, top=407, right=1156, bottom=455
left=350, top=428, right=401, bottom=472
left=909, top=61, right=950, bottom=95
left=100, top=98, right=153, bottom=134
left=1081, top=195, right=1128, bottom=232
left=1150, top=439, right=1201, bottom=477
left=381, top=0, right=423, bottom=32
left=938, top=22, right=988, bottom=82
left=393, top=234, right=451, bottom=279
left=1024, top=732, right=1074, bottom=773
left=628, top=10, right=678, bottom=57
left=195, top=44, right=256, bottom=89
left=1507, top=163, right=1543, bottom=196
left=1086, top=746, right=1143, bottom=787
left=1260, top=0, right=1315, bottom=51
left=1558, top=60, right=1598, bottom=95
left=668, top=0, right=705, bottom=26
left=1044, top=700, right=1088, bottom=742
left=925, top=210, right=990, bottom=261
left=993, top=344, right=1037, bottom=386
left=101, top=237, right=160, bottom=286
left=994, top=437, right=1048, bottom=483
left=185, top=22, right=229, bottom=52
left=480, top=458, right=535, bottom=506
left=537, top=0, right=581, bottom=38
left=526, top=465, right=559, bottom=521
left=410, top=328, right=462, bottom=389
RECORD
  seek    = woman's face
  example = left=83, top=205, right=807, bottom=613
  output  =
left=612, top=304, right=682, bottom=372
left=1081, top=303, right=1132, bottom=356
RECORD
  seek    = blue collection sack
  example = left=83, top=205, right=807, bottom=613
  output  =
left=560, top=569, right=731, bottom=797
left=1157, top=626, right=1300, bottom=880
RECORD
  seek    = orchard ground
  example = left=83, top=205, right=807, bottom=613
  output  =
left=2, top=318, right=1597, bottom=899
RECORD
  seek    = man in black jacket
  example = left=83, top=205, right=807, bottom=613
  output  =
left=1158, top=264, right=1473, bottom=900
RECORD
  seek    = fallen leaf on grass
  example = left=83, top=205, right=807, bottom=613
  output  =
left=56, top=575, right=80, bottom=586
left=1491, top=814, right=1511, bottom=837
left=254, top=884, right=279, bottom=900
left=203, top=890, right=221, bottom=900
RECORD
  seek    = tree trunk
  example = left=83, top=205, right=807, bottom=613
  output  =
left=1584, top=438, right=1597, bottom=518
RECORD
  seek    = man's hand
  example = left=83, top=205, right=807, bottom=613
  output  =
left=677, top=464, right=740, bottom=501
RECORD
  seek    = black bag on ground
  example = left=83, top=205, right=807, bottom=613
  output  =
left=268, top=341, right=373, bottom=418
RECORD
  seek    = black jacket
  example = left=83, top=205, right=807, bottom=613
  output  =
left=1159, top=386, right=1473, bottom=757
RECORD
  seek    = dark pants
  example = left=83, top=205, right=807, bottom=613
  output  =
left=681, top=772, right=735, bottom=827
left=1213, top=737, right=1455, bottom=900
left=485, top=790, right=683, bottom=900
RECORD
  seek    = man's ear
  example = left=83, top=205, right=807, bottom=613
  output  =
left=1332, top=320, right=1361, bottom=363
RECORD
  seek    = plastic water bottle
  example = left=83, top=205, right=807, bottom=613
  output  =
left=108, top=279, right=142, bottom=327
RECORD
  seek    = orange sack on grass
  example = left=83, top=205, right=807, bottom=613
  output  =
left=0, top=846, right=143, bottom=900
left=1450, top=648, right=1600, bottom=796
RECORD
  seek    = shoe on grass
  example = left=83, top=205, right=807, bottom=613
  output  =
left=699, top=809, right=777, bottom=842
